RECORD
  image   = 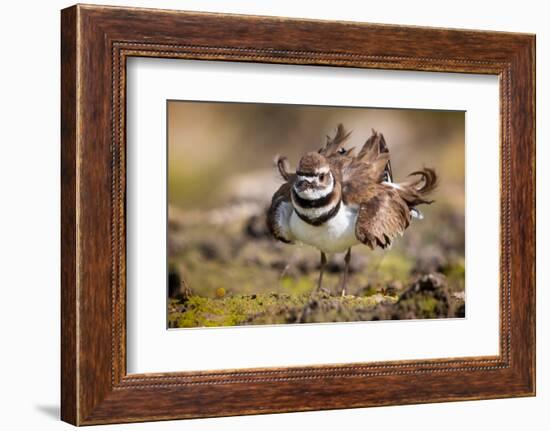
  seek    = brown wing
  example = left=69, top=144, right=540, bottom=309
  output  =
left=317, top=125, right=436, bottom=249
left=330, top=127, right=432, bottom=249
left=317, top=125, right=363, bottom=185
left=266, top=177, right=295, bottom=244
left=317, top=125, right=391, bottom=187
left=354, top=185, right=411, bottom=249
left=342, top=129, right=391, bottom=185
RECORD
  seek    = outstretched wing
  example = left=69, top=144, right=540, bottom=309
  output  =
left=354, top=185, right=411, bottom=249
left=322, top=126, right=435, bottom=250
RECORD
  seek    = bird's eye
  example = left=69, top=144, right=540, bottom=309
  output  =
left=319, top=173, right=326, bottom=182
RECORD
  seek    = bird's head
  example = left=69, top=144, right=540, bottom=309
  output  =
left=293, top=152, right=335, bottom=200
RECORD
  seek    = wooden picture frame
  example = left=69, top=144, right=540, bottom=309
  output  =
left=61, top=4, right=535, bottom=425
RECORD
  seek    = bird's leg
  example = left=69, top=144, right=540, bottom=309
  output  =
left=297, top=252, right=328, bottom=323
left=340, top=248, right=352, bottom=297
left=279, top=250, right=298, bottom=280
left=317, top=251, right=327, bottom=291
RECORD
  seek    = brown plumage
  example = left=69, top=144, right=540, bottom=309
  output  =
left=338, top=128, right=436, bottom=249
left=266, top=124, right=438, bottom=295
left=266, top=180, right=293, bottom=244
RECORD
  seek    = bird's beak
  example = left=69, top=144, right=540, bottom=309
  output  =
left=295, top=179, right=312, bottom=192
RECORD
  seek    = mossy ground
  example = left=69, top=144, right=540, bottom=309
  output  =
left=168, top=199, right=465, bottom=328
left=168, top=290, right=399, bottom=328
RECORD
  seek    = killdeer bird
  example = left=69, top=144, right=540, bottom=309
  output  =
left=267, top=124, right=437, bottom=296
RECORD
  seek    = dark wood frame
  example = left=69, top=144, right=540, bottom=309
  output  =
left=61, top=4, right=535, bottom=426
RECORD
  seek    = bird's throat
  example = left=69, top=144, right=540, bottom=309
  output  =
left=291, top=186, right=342, bottom=226
left=294, top=198, right=342, bottom=226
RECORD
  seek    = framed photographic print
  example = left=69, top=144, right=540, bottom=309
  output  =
left=61, top=4, right=535, bottom=425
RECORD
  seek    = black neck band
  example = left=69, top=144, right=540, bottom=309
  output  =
left=295, top=199, right=342, bottom=226
left=291, top=188, right=336, bottom=209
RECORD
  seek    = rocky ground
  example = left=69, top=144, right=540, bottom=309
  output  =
left=167, top=193, right=466, bottom=328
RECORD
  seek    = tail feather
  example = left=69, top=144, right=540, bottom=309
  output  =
left=395, top=167, right=438, bottom=207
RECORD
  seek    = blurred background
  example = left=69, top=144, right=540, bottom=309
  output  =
left=167, top=101, right=465, bottom=327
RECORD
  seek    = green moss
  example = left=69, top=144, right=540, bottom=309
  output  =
left=442, top=258, right=466, bottom=293
left=418, top=296, right=439, bottom=317
left=174, top=294, right=263, bottom=328
left=377, top=253, right=413, bottom=281
left=280, top=275, right=315, bottom=295
left=169, top=292, right=398, bottom=328
left=362, top=286, right=378, bottom=297
left=443, top=259, right=465, bottom=279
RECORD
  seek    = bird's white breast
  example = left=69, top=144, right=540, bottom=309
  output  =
left=289, top=203, right=359, bottom=254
